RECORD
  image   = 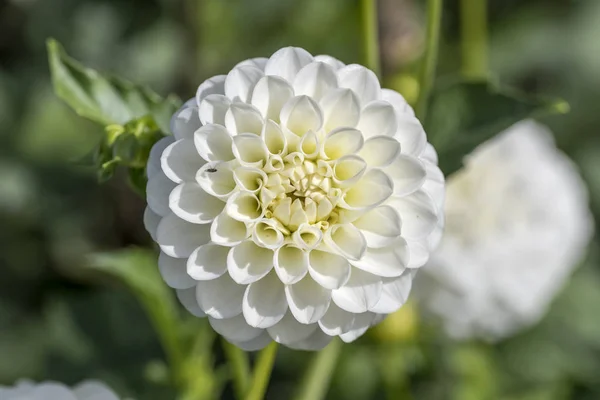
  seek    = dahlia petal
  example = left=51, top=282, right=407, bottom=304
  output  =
left=196, top=162, right=236, bottom=199
left=267, top=312, right=318, bottom=344
left=208, top=315, right=263, bottom=342
left=319, top=88, right=360, bottom=132
left=381, top=88, right=414, bottom=117
left=308, top=249, right=351, bottom=290
left=147, top=171, right=176, bottom=216
left=230, top=331, right=272, bottom=351
left=338, top=312, right=376, bottom=343
left=253, top=219, right=285, bottom=249
left=353, top=205, right=402, bottom=248
left=280, top=95, right=324, bottom=137
left=332, top=155, right=367, bottom=187
left=243, top=271, right=288, bottom=328
left=264, top=47, right=314, bottom=83
left=292, top=223, right=323, bottom=250
left=187, top=243, right=229, bottom=280
left=324, top=224, right=367, bottom=261
left=226, top=191, right=263, bottom=223
left=293, top=61, right=338, bottom=101
left=147, top=136, right=175, bottom=178
left=158, top=252, right=196, bottom=289
left=225, top=103, right=264, bottom=136
left=182, top=97, right=196, bottom=108
left=251, top=76, right=295, bottom=122
left=171, top=106, right=201, bottom=141
left=232, top=133, right=269, bottom=167
left=350, top=238, right=409, bottom=278
left=422, top=160, right=445, bottom=211
left=323, top=127, right=364, bottom=160
left=161, top=138, right=205, bottom=183
left=394, top=115, right=427, bottom=156
left=388, top=190, right=438, bottom=239
left=235, top=57, right=269, bottom=71
left=156, top=213, right=211, bottom=258
left=421, top=142, right=439, bottom=164
left=194, top=124, right=234, bottom=162
left=331, top=268, right=382, bottom=313
left=339, top=169, right=393, bottom=210
left=29, top=383, right=77, bottom=400
left=73, top=381, right=119, bottom=400
left=285, top=276, right=331, bottom=324
left=357, top=100, right=397, bottom=138
left=198, top=94, right=232, bottom=126
left=314, top=54, right=345, bottom=70
left=210, top=211, right=250, bottom=246
left=369, top=270, right=415, bottom=313
left=406, top=239, right=430, bottom=268
left=196, top=75, right=226, bottom=106
left=299, top=130, right=320, bottom=159
left=177, top=287, right=207, bottom=315
left=169, top=182, right=224, bottom=224
left=224, top=65, right=264, bottom=103
left=318, top=303, right=354, bottom=335
left=143, top=207, right=161, bottom=241
left=359, top=136, right=401, bottom=168
left=197, top=274, right=245, bottom=319
left=385, top=154, right=427, bottom=196
left=287, top=328, right=333, bottom=351
left=233, top=167, right=267, bottom=194
left=274, top=244, right=309, bottom=284
left=261, top=120, right=287, bottom=155
left=227, top=241, right=274, bottom=284
left=337, top=64, right=381, bottom=105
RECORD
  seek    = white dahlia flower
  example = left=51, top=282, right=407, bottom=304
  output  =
left=144, top=47, right=444, bottom=350
left=418, top=120, right=593, bottom=341
left=0, top=380, right=120, bottom=400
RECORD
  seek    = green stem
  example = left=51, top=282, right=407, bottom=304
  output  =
left=361, top=0, right=381, bottom=76
left=416, top=0, right=443, bottom=120
left=460, top=0, right=488, bottom=78
left=294, top=339, right=343, bottom=400
left=245, top=342, right=278, bottom=400
left=222, top=339, right=251, bottom=399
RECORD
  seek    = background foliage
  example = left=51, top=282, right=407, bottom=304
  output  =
left=1, top=0, right=600, bottom=399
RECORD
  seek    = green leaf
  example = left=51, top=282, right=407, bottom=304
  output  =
left=47, top=38, right=181, bottom=128
left=424, top=78, right=569, bottom=177
left=88, top=249, right=186, bottom=386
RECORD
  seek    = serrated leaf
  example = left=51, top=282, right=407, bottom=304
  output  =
left=424, top=79, right=568, bottom=176
left=47, top=38, right=181, bottom=128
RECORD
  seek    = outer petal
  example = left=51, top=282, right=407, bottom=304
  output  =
left=187, top=243, right=229, bottom=280
left=73, top=381, right=119, bottom=400
left=331, top=268, right=382, bottom=313
left=293, top=62, right=338, bottom=101
left=169, top=182, right=225, bottom=224
left=324, top=224, right=367, bottom=261
left=338, top=312, right=376, bottom=343
left=147, top=136, right=175, bottom=178
left=264, top=47, right=314, bottom=83
left=194, top=124, right=234, bottom=162
left=314, top=54, right=345, bottom=70
left=385, top=155, right=427, bottom=196
left=251, top=76, right=295, bottom=122
left=338, top=169, right=393, bottom=210
left=337, top=64, right=381, bottom=105
left=198, top=94, right=231, bottom=126
left=381, top=88, right=414, bottom=117
left=357, top=100, right=397, bottom=138
left=319, top=88, right=360, bottom=132
left=209, top=315, right=263, bottom=342
left=235, top=57, right=269, bottom=71
left=196, top=162, right=236, bottom=199
left=197, top=274, right=245, bottom=319
left=158, top=252, right=196, bottom=289
left=243, top=271, right=288, bottom=328
left=274, top=244, right=309, bottom=284
left=230, top=331, right=272, bottom=351
left=280, top=95, right=324, bottom=137
left=359, top=136, right=401, bottom=168
left=161, top=138, right=205, bottom=184
left=227, top=241, right=274, bottom=284
left=388, top=190, right=438, bottom=239
left=147, top=171, right=176, bottom=216
left=171, top=106, right=201, bottom=141
left=156, top=213, right=211, bottom=258
left=196, top=75, right=226, bottom=106
left=267, top=312, right=318, bottom=345
left=224, top=65, right=264, bottom=102
left=353, top=205, right=402, bottom=248
left=176, top=287, right=206, bottom=317
left=369, top=269, right=415, bottom=314
left=225, top=103, right=265, bottom=136
left=318, top=303, right=354, bottom=335
left=210, top=211, right=250, bottom=246
left=394, top=115, right=427, bottom=156
left=287, top=328, right=333, bottom=351
left=143, top=207, right=161, bottom=241
left=285, top=276, right=331, bottom=324
left=349, top=238, right=409, bottom=278
left=322, top=127, right=364, bottom=160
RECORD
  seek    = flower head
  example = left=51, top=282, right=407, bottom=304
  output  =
left=145, top=47, right=444, bottom=350
left=417, top=121, right=593, bottom=341
left=0, top=380, right=119, bottom=400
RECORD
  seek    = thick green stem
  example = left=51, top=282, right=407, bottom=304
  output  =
left=222, top=339, right=251, bottom=399
left=294, top=339, right=343, bottom=400
left=245, top=342, right=278, bottom=400
left=416, top=0, right=443, bottom=120
left=460, top=0, right=488, bottom=78
left=361, top=0, right=381, bottom=76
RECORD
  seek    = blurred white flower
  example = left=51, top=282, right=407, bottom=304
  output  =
left=145, top=47, right=444, bottom=350
left=418, top=120, right=593, bottom=341
left=0, top=380, right=120, bottom=400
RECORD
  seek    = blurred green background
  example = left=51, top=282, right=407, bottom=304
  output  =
left=1, top=0, right=600, bottom=399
